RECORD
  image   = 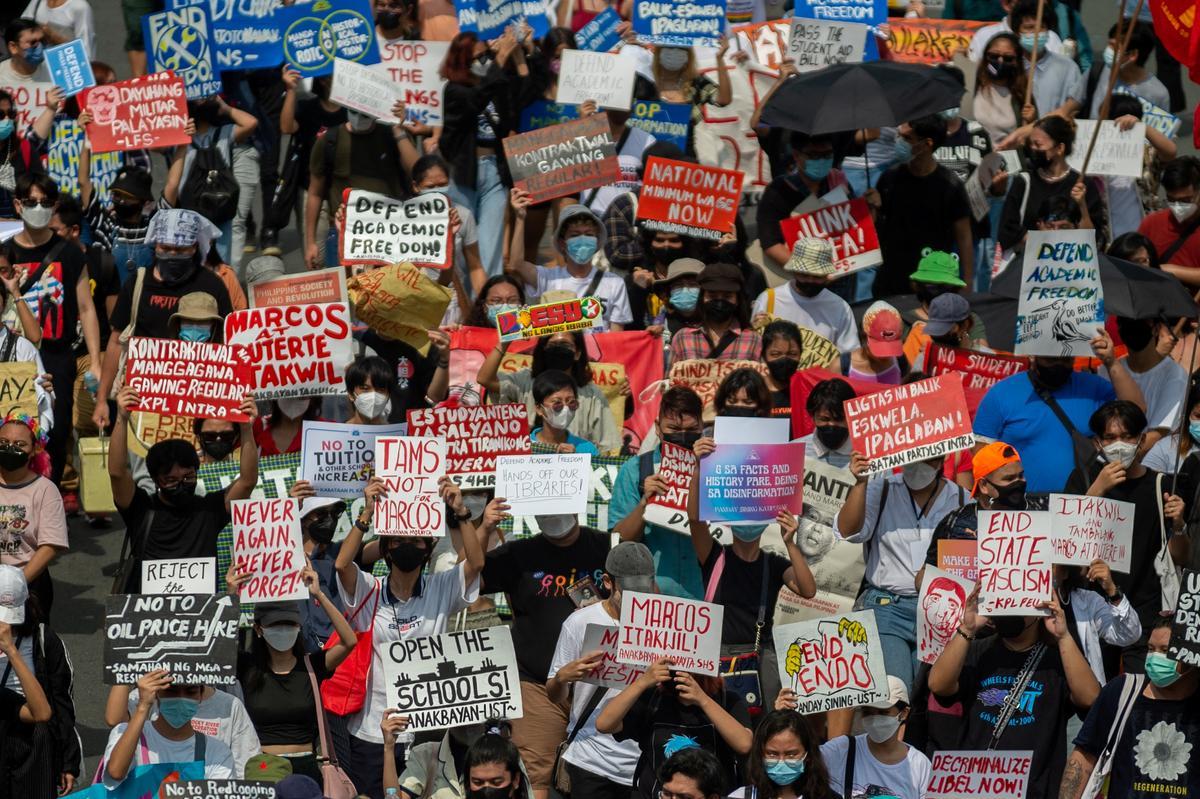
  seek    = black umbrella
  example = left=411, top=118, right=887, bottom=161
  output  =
left=758, top=61, right=965, bottom=135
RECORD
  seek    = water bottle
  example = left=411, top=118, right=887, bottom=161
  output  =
left=83, top=371, right=99, bottom=396
left=385, top=789, right=400, bottom=799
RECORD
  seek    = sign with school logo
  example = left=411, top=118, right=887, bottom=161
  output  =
left=144, top=6, right=222, bottom=99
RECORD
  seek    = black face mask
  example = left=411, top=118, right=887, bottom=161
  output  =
left=993, top=616, right=1032, bottom=640
left=815, top=424, right=849, bottom=451
left=1030, top=361, right=1073, bottom=392
left=541, top=344, right=576, bottom=373
left=916, top=283, right=955, bottom=305
left=201, top=438, right=236, bottom=461
left=306, top=516, right=338, bottom=545
left=986, top=58, right=1016, bottom=81
left=1116, top=317, right=1154, bottom=352
left=158, top=481, right=197, bottom=503
left=766, top=357, right=800, bottom=383
left=0, top=446, right=29, bottom=472
left=650, top=246, right=680, bottom=265
left=157, top=253, right=196, bottom=285
left=1025, top=146, right=1052, bottom=171
left=703, top=299, right=737, bottom=323
left=376, top=10, right=401, bottom=27
left=466, top=787, right=512, bottom=799
left=988, top=478, right=1027, bottom=510
left=793, top=281, right=824, bottom=298
left=662, top=431, right=701, bottom=450
left=386, top=540, right=429, bottom=573
left=722, top=406, right=759, bottom=418
left=113, top=200, right=143, bottom=220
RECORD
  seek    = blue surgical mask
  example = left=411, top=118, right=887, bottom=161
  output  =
left=803, top=157, right=834, bottom=181
left=938, top=107, right=961, bottom=121
left=893, top=137, right=914, bottom=164
left=1145, top=652, right=1183, bottom=688
left=565, top=235, right=598, bottom=264
left=731, top=523, right=767, bottom=542
left=486, top=303, right=518, bottom=325
left=157, top=697, right=200, bottom=728
left=0, top=120, right=12, bottom=141
left=669, top=286, right=700, bottom=313
left=1019, top=32, right=1048, bottom=53
left=22, top=44, right=44, bottom=66
left=1189, top=420, right=1200, bottom=444
left=179, top=323, right=212, bottom=342
left=765, top=759, right=806, bottom=786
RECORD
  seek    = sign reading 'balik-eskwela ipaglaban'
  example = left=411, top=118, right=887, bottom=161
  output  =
left=843, top=374, right=973, bottom=474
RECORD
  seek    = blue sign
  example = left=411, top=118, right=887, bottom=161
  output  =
left=47, top=118, right=125, bottom=204
left=45, top=40, right=94, bottom=97
left=64, top=762, right=205, bottom=799
left=278, top=0, right=380, bottom=78
left=168, top=0, right=285, bottom=71
left=519, top=99, right=579, bottom=132
left=793, top=0, right=885, bottom=60
left=577, top=7, right=622, bottom=52
left=628, top=100, right=690, bottom=150
left=632, top=0, right=726, bottom=47
left=143, top=5, right=223, bottom=99
left=455, top=0, right=549, bottom=40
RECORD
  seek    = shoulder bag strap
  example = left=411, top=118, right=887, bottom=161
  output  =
left=304, top=653, right=340, bottom=766
left=585, top=268, right=605, bottom=298
left=17, top=239, right=68, bottom=297
left=1156, top=472, right=1167, bottom=549
left=1160, top=216, right=1200, bottom=264
left=193, top=731, right=207, bottom=761
left=753, top=556, right=769, bottom=654
left=0, top=636, right=18, bottom=688
left=119, top=266, right=149, bottom=345
left=346, top=577, right=382, bottom=626
left=565, top=684, right=609, bottom=746
left=704, top=548, right=726, bottom=603
left=987, top=643, right=1046, bottom=749
left=842, top=734, right=856, bottom=799
left=706, top=330, right=738, bottom=359
left=1083, top=674, right=1145, bottom=796
left=0, top=328, right=18, bottom=363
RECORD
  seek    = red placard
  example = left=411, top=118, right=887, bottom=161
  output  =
left=637, top=156, right=743, bottom=240
left=780, top=198, right=882, bottom=274
left=843, top=374, right=973, bottom=474
left=125, top=337, right=253, bottom=422
left=923, top=343, right=1029, bottom=392
left=643, top=442, right=697, bottom=533
left=406, top=403, right=532, bottom=489
left=80, top=71, right=191, bottom=154
left=504, top=114, right=622, bottom=204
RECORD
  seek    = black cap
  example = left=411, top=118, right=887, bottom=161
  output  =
left=698, top=262, right=743, bottom=293
left=109, top=167, right=153, bottom=202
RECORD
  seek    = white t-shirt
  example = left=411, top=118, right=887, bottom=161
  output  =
left=1102, top=355, right=1188, bottom=432
left=547, top=602, right=639, bottom=786
left=101, top=723, right=235, bottom=788
left=24, top=0, right=96, bottom=58
left=820, top=734, right=932, bottom=799
left=752, top=284, right=859, bottom=353
left=534, top=265, right=634, bottom=328
left=338, top=563, right=480, bottom=743
left=1143, top=433, right=1192, bottom=475
left=126, top=688, right=261, bottom=773
left=585, top=127, right=656, bottom=217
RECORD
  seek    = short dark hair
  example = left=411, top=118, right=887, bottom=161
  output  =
left=1108, top=20, right=1155, bottom=66
left=1108, top=232, right=1160, bottom=269
left=531, top=332, right=592, bottom=387
left=1107, top=93, right=1143, bottom=121
left=1037, top=195, right=1082, bottom=225
left=789, top=131, right=833, bottom=153
left=762, top=319, right=804, bottom=358
left=15, top=172, right=59, bottom=203
left=909, top=114, right=949, bottom=150
left=1088, top=399, right=1148, bottom=437
left=714, top=367, right=771, bottom=415
left=1033, top=115, right=1076, bottom=157
left=1009, top=0, right=1056, bottom=33
left=465, top=274, right=526, bottom=327
left=658, top=748, right=725, bottom=799
left=466, top=730, right=528, bottom=799
left=345, top=355, right=396, bottom=395
left=660, top=386, right=702, bottom=423
left=53, top=195, right=83, bottom=231
left=145, top=439, right=201, bottom=480
left=806, top=378, right=856, bottom=418
left=532, top=369, right=577, bottom=406
left=1161, top=156, right=1200, bottom=193
left=411, top=154, right=451, bottom=186
left=4, top=18, right=39, bottom=46
left=746, top=711, right=832, bottom=799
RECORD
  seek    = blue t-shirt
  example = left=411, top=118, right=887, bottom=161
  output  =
left=528, top=429, right=600, bottom=457
left=973, top=371, right=1115, bottom=493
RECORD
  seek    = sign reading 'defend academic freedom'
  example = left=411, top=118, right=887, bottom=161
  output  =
left=407, top=404, right=531, bottom=489
left=495, top=453, right=592, bottom=516
left=330, top=57, right=404, bottom=124
left=698, top=442, right=804, bottom=522
left=1168, top=569, right=1200, bottom=666
left=581, top=624, right=646, bottom=689
left=844, top=374, right=973, bottom=475
left=633, top=0, right=726, bottom=47
left=224, top=302, right=353, bottom=400
left=141, top=558, right=216, bottom=596
left=300, top=421, right=408, bottom=498
left=278, top=0, right=380, bottom=77
left=638, top=157, right=744, bottom=240
left=125, top=338, right=253, bottom=423
left=780, top=198, right=882, bottom=274
left=927, top=751, right=1033, bottom=799
left=923, top=343, right=1028, bottom=392
left=617, top=592, right=723, bottom=674
left=977, top=510, right=1052, bottom=616
left=382, top=627, right=523, bottom=731
left=1048, top=494, right=1134, bottom=572
left=45, top=40, right=94, bottom=96
left=104, top=593, right=238, bottom=685
left=341, top=189, right=452, bottom=268
left=555, top=50, right=636, bottom=110
left=773, top=611, right=889, bottom=713
left=504, top=114, right=621, bottom=204
left=644, top=442, right=697, bottom=533
left=81, top=71, right=191, bottom=154
left=495, top=297, right=605, bottom=342
left=144, top=5, right=222, bottom=100
left=374, top=436, right=447, bottom=536
left=1015, top=229, right=1104, bottom=358
left=231, top=498, right=307, bottom=602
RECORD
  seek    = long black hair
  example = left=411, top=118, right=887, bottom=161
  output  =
left=745, top=710, right=836, bottom=799
left=240, top=622, right=307, bottom=695
left=530, top=332, right=593, bottom=387
left=464, top=727, right=530, bottom=799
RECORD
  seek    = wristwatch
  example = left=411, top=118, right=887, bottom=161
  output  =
left=1106, top=589, right=1125, bottom=605
left=452, top=508, right=473, bottom=522
left=957, top=626, right=975, bottom=642
left=354, top=517, right=371, bottom=533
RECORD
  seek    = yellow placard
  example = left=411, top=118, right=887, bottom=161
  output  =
left=0, top=362, right=38, bottom=420
left=348, top=263, right=452, bottom=352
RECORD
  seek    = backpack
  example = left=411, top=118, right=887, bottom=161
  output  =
left=180, top=137, right=239, bottom=225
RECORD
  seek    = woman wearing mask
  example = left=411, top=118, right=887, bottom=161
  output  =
left=0, top=414, right=64, bottom=613
left=798, top=379, right=856, bottom=470
left=462, top=275, right=526, bottom=329
left=412, top=154, right=487, bottom=297
left=648, top=258, right=704, bottom=337
left=713, top=368, right=773, bottom=419
left=463, top=727, right=531, bottom=799
left=973, top=33, right=1036, bottom=149
left=761, top=320, right=804, bottom=413
left=628, top=235, right=700, bottom=332
left=529, top=370, right=600, bottom=456
left=669, top=263, right=762, bottom=364
left=732, top=710, right=834, bottom=799
left=253, top=397, right=324, bottom=456
left=1051, top=559, right=1142, bottom=684
left=0, top=89, right=56, bottom=221
left=651, top=42, right=732, bottom=155
left=345, top=356, right=399, bottom=426
left=845, top=301, right=905, bottom=386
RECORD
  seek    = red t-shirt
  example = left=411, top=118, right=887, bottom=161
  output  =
left=1137, top=209, right=1200, bottom=268
left=253, top=416, right=326, bottom=456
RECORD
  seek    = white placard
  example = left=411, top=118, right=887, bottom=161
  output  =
left=1067, top=119, right=1146, bottom=179
left=495, top=453, right=592, bottom=516
left=580, top=623, right=646, bottom=690
left=223, top=302, right=354, bottom=399
left=772, top=609, right=889, bottom=713
left=141, top=558, right=216, bottom=595
left=231, top=498, right=307, bottom=602
left=1048, top=493, right=1134, bottom=572
left=786, top=18, right=868, bottom=72
left=341, top=188, right=452, bottom=268
left=330, top=57, right=403, bottom=124
left=616, top=592, right=723, bottom=675
left=1014, top=229, right=1103, bottom=358
left=713, top=416, right=791, bottom=444
left=917, top=566, right=974, bottom=665
left=377, top=40, right=450, bottom=126
left=300, top=421, right=409, bottom=499
left=374, top=436, right=447, bottom=536
left=977, top=510, right=1052, bottom=616
left=555, top=50, right=636, bottom=111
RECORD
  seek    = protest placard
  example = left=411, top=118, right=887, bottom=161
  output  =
left=278, top=0, right=380, bottom=77
left=923, top=343, right=1028, bottom=392
left=224, top=302, right=353, bottom=399
left=977, top=510, right=1052, bottom=616
left=779, top=198, right=882, bottom=274
left=0, top=362, right=38, bottom=419
left=884, top=18, right=988, bottom=63
left=773, top=610, right=889, bottom=712
left=617, top=592, right=722, bottom=674
left=1048, top=494, right=1134, bottom=572
left=927, top=751, right=1033, bottom=799
left=341, top=189, right=451, bottom=268
left=231, top=498, right=306, bottom=602
left=383, top=626, right=523, bottom=730
left=1116, top=89, right=1180, bottom=138
left=374, top=436, right=447, bottom=536
left=47, top=118, right=125, bottom=203
left=46, top=40, right=94, bottom=96
left=938, top=539, right=977, bottom=582
left=590, top=361, right=628, bottom=430
left=378, top=40, right=450, bottom=126
left=300, top=421, right=407, bottom=499
left=495, top=453, right=591, bottom=516
left=125, top=338, right=252, bottom=422
left=169, top=0, right=286, bottom=70
left=644, top=442, right=697, bottom=533
left=668, top=359, right=767, bottom=419
left=633, top=0, right=726, bottom=47
left=1067, top=120, right=1146, bottom=178
left=1015, top=229, right=1104, bottom=358
left=792, top=0, right=885, bottom=59
left=787, top=18, right=868, bottom=71
left=348, top=263, right=453, bottom=351
left=407, top=404, right=532, bottom=489
left=713, top=417, right=790, bottom=443
left=577, top=7, right=623, bottom=51
left=330, top=58, right=404, bottom=124
left=917, top=566, right=974, bottom=665
left=800, top=459, right=856, bottom=541
left=580, top=624, right=646, bottom=689
left=628, top=100, right=690, bottom=151
left=81, top=71, right=191, bottom=154
left=844, top=374, right=973, bottom=474
left=104, top=593, right=238, bottom=685
left=795, top=326, right=841, bottom=370
left=504, top=114, right=621, bottom=204
left=0, top=83, right=54, bottom=132
left=160, top=781, right=275, bottom=799
left=519, top=100, right=580, bottom=133
left=495, top=297, right=605, bottom=342
left=1168, top=569, right=1200, bottom=666
left=250, top=267, right=348, bottom=308
left=698, top=442, right=804, bottom=522
left=66, top=763, right=203, bottom=799
left=141, top=558, right=216, bottom=596
left=638, top=157, right=744, bottom=240
left=455, top=0, right=549, bottom=40
left=144, top=6, right=222, bottom=99
left=556, top=50, right=636, bottom=110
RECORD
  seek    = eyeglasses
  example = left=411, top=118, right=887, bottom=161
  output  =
left=541, top=399, right=579, bottom=412
left=0, top=110, right=16, bottom=120
left=18, top=197, right=54, bottom=208
left=986, top=54, right=1018, bottom=63
left=158, top=475, right=198, bottom=490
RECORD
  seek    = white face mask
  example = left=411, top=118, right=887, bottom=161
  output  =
left=347, top=110, right=375, bottom=132
left=536, top=513, right=577, bottom=539
left=862, top=714, right=901, bottom=743
left=277, top=397, right=311, bottom=420
left=658, top=47, right=689, bottom=71
left=353, top=390, right=391, bottom=420
left=901, top=461, right=939, bottom=490
left=462, top=492, right=489, bottom=519
left=543, top=404, right=576, bottom=430
left=1169, top=202, right=1197, bottom=223
left=1101, top=440, right=1138, bottom=469
left=20, top=203, right=52, bottom=229
left=261, top=624, right=300, bottom=652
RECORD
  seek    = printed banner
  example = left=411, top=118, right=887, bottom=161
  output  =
left=378, top=40, right=450, bottom=126
left=144, top=6, right=222, bottom=99
left=628, top=100, right=691, bottom=151
left=923, top=343, right=1028, bottom=392
left=578, top=7, right=623, bottom=51
left=406, top=404, right=532, bottom=489
left=141, top=558, right=217, bottom=596
left=65, top=763, right=205, bottom=799
left=125, top=338, right=252, bottom=422
left=504, top=114, right=621, bottom=204
left=460, top=0, right=551, bottom=41
left=299, top=421, right=408, bottom=499
left=278, top=0, right=380, bottom=77
left=787, top=18, right=868, bottom=71
left=638, top=157, right=744, bottom=240
left=633, top=0, right=727, bottom=47
left=374, top=436, right=447, bottom=536
left=0, top=362, right=38, bottom=419
left=668, top=359, right=768, bottom=419
left=580, top=623, right=646, bottom=689
left=773, top=610, right=889, bottom=712
left=231, top=498, right=306, bottom=602
left=160, top=781, right=274, bottom=799
left=330, top=57, right=404, bottom=124
left=644, top=442, right=697, bottom=533
left=81, top=71, right=191, bottom=153
left=1015, top=229, right=1104, bottom=358
left=698, top=442, right=804, bottom=522
left=47, top=117, right=125, bottom=202
left=884, top=18, right=988, bottom=63
left=495, top=297, right=605, bottom=342
left=977, top=510, right=1052, bottom=616
left=917, top=566, right=974, bottom=665
left=341, top=189, right=451, bottom=268
left=938, top=539, right=977, bottom=582
left=1067, top=119, right=1145, bottom=178
left=779, top=198, right=882, bottom=274
left=168, top=0, right=286, bottom=70
left=792, top=0, right=884, bottom=59
left=1116, top=89, right=1180, bottom=138
left=45, top=40, right=95, bottom=96
left=1168, top=569, right=1200, bottom=666
left=347, top=263, right=453, bottom=352
left=555, top=50, right=637, bottom=110
left=250, top=267, right=348, bottom=308
left=224, top=302, right=353, bottom=399
left=1048, top=494, right=1134, bottom=572
left=104, top=593, right=238, bottom=685
left=927, top=751, right=1033, bottom=799
left=495, top=453, right=592, bottom=516
left=844, top=374, right=973, bottom=474
left=617, top=592, right=723, bottom=675
left=519, top=100, right=579, bottom=133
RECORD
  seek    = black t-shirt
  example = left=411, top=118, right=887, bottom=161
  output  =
left=362, top=330, right=437, bottom=425
left=615, top=686, right=751, bottom=799
left=874, top=164, right=971, bottom=297
left=109, top=266, right=233, bottom=340
left=998, top=169, right=1105, bottom=252
left=755, top=173, right=843, bottom=251
left=699, top=545, right=788, bottom=647
left=294, top=98, right=347, bottom=182
left=924, top=495, right=1050, bottom=565
left=238, top=652, right=333, bottom=747
left=481, top=528, right=611, bottom=681
left=303, top=541, right=346, bottom=654
left=78, top=244, right=121, bottom=352
left=1074, top=677, right=1200, bottom=799
left=5, top=234, right=86, bottom=349
left=119, top=486, right=230, bottom=591
left=934, top=122, right=994, bottom=238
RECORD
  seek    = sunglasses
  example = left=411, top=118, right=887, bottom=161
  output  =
left=18, top=197, right=54, bottom=208
left=987, top=54, right=1018, bottom=63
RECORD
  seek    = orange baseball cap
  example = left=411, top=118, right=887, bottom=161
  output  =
left=972, top=441, right=1021, bottom=496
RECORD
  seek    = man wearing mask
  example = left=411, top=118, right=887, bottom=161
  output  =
left=648, top=258, right=704, bottom=336
left=1101, top=317, right=1188, bottom=451
left=1138, top=156, right=1200, bottom=289
left=797, top=378, right=856, bottom=469
left=756, top=131, right=849, bottom=272
left=613, top=387, right=706, bottom=598
left=1011, top=0, right=1084, bottom=117
left=911, top=293, right=988, bottom=368
left=0, top=19, right=49, bottom=85
left=973, top=329, right=1145, bottom=493
left=80, top=163, right=167, bottom=282
left=751, top=237, right=859, bottom=353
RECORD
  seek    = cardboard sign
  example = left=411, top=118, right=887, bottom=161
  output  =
left=1015, top=229, right=1104, bottom=358
left=250, top=267, right=348, bottom=308
left=977, top=510, right=1052, bottom=616
left=773, top=610, right=889, bottom=712
left=633, top=0, right=727, bottom=47
left=45, top=40, right=94, bottom=96
left=792, top=0, right=885, bottom=59
left=504, top=114, right=621, bottom=204
left=1048, top=494, right=1134, bottom=572
left=341, top=189, right=451, bottom=268
left=844, top=374, right=973, bottom=474
left=47, top=117, right=125, bottom=202
left=330, top=58, right=404, bottom=124
left=299, top=421, right=408, bottom=499
left=779, top=198, right=882, bottom=275
left=918, top=566, right=974, bottom=665
left=383, top=627, right=523, bottom=730
left=81, top=71, right=191, bottom=154
left=644, top=442, right=697, bottom=534
left=797, top=326, right=841, bottom=370
left=224, top=302, right=353, bottom=400
left=617, top=592, right=723, bottom=675
left=144, top=6, right=222, bottom=99
left=495, top=297, right=605, bottom=342
left=713, top=417, right=790, bottom=444
left=923, top=344, right=1028, bottom=392
left=495, top=453, right=592, bottom=516
left=347, top=263, right=453, bottom=351
left=378, top=40, right=450, bottom=126
left=668, top=359, right=767, bottom=419
left=160, top=781, right=275, bottom=799
left=169, top=0, right=286, bottom=70
left=519, top=100, right=580, bottom=133
left=0, top=83, right=54, bottom=132
left=638, top=157, right=744, bottom=241
left=0, top=362, right=38, bottom=419
left=938, top=539, right=977, bottom=582
left=787, top=18, right=868, bottom=71
left=1116, top=89, right=1180, bottom=138
left=1067, top=120, right=1146, bottom=178
left=698, top=442, right=804, bottom=522
left=927, top=751, right=1033, bottom=799
left=104, top=593, right=238, bottom=685
left=590, top=361, right=628, bottom=432
left=141, top=558, right=216, bottom=596
left=628, top=100, right=690, bottom=151
left=231, top=498, right=307, bottom=602
left=884, top=18, right=988, bottom=63
left=555, top=50, right=636, bottom=111
left=125, top=338, right=252, bottom=422
left=406, top=404, right=532, bottom=489
left=374, top=436, right=447, bottom=536
left=578, top=7, right=623, bottom=51
left=1168, top=569, right=1200, bottom=666
left=580, top=623, right=646, bottom=689
left=278, top=0, right=379, bottom=77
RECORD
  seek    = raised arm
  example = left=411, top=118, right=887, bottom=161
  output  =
left=687, top=437, right=716, bottom=565
left=224, top=396, right=261, bottom=509
left=475, top=339, right=509, bottom=398
left=304, top=565, right=357, bottom=670
left=280, top=67, right=301, bottom=135
left=336, top=477, right=386, bottom=596
left=835, top=452, right=871, bottom=538
left=108, top=386, right=140, bottom=509
left=778, top=511, right=816, bottom=598
left=506, top=188, right=539, bottom=286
